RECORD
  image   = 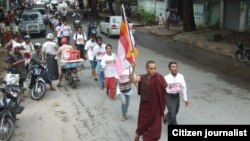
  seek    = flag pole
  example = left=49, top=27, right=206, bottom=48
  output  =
left=121, top=4, right=135, bottom=61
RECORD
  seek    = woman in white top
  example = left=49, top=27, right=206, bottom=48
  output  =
left=116, top=67, right=133, bottom=121
left=101, top=44, right=117, bottom=100
left=61, top=20, right=72, bottom=44
left=55, top=21, right=63, bottom=46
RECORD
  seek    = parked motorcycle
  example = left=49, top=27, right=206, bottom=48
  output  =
left=235, top=40, right=250, bottom=63
left=28, top=64, right=50, bottom=100
left=61, top=59, right=84, bottom=88
left=0, top=68, right=25, bottom=141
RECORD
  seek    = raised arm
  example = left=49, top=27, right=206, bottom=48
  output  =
left=129, top=62, right=141, bottom=83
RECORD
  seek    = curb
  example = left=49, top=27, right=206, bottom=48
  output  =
left=149, top=31, right=181, bottom=37
left=173, top=37, right=234, bottom=58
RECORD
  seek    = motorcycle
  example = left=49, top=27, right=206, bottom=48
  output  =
left=88, top=26, right=97, bottom=39
left=0, top=68, right=25, bottom=141
left=73, top=17, right=81, bottom=29
left=235, top=40, right=250, bottom=63
left=61, top=59, right=84, bottom=88
left=28, top=64, right=50, bottom=100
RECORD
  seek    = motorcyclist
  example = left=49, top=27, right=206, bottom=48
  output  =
left=87, top=19, right=97, bottom=38
left=72, top=11, right=81, bottom=20
left=56, top=37, right=73, bottom=87
left=7, top=43, right=26, bottom=90
left=29, top=43, right=56, bottom=91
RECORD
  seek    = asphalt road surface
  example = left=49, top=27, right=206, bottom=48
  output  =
left=9, top=3, right=250, bottom=141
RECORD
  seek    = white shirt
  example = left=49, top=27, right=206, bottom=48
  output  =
left=21, top=42, right=34, bottom=53
left=52, top=19, right=59, bottom=27
left=73, top=33, right=87, bottom=45
left=116, top=67, right=133, bottom=95
left=55, top=25, right=62, bottom=37
left=101, top=53, right=116, bottom=78
left=42, top=41, right=58, bottom=55
left=61, top=25, right=72, bottom=37
left=166, top=11, right=170, bottom=19
left=164, top=73, right=187, bottom=101
left=62, top=10, right=67, bottom=16
left=93, top=44, right=106, bottom=60
left=84, top=40, right=97, bottom=60
left=159, top=15, right=164, bottom=24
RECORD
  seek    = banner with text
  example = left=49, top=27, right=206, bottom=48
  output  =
left=168, top=125, right=250, bottom=140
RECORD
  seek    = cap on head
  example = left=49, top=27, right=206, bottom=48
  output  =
left=46, top=33, right=54, bottom=40
left=34, top=43, right=42, bottom=49
left=13, top=43, right=24, bottom=50
left=24, top=34, right=31, bottom=39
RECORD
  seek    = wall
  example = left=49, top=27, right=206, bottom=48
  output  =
left=138, top=0, right=167, bottom=16
left=193, top=0, right=220, bottom=29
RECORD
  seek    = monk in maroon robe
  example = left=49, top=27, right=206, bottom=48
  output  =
left=130, top=61, right=167, bottom=141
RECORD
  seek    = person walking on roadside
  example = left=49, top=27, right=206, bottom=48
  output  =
left=116, top=66, right=134, bottom=121
left=130, top=61, right=167, bottom=141
left=93, top=36, right=106, bottom=89
left=42, top=33, right=59, bottom=80
left=158, top=13, right=164, bottom=30
left=165, top=9, right=170, bottom=30
left=5, top=11, right=12, bottom=26
left=55, top=21, right=63, bottom=46
left=84, top=34, right=97, bottom=81
left=56, top=37, right=74, bottom=87
left=164, top=61, right=189, bottom=125
left=73, top=26, right=87, bottom=59
left=62, top=8, right=67, bottom=21
left=158, top=13, right=165, bottom=38
left=61, top=20, right=72, bottom=44
left=101, top=44, right=117, bottom=100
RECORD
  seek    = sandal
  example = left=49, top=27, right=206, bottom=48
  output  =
left=57, top=84, right=63, bottom=87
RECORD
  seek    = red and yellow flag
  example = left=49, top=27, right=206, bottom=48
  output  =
left=116, top=4, right=139, bottom=75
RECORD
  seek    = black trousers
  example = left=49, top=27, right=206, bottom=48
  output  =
left=166, top=93, right=180, bottom=125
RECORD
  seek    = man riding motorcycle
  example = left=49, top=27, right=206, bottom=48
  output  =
left=72, top=11, right=81, bottom=19
left=29, top=43, right=56, bottom=91
left=87, top=19, right=97, bottom=39
left=56, top=38, right=73, bottom=87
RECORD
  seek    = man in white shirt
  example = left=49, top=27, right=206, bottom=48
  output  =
left=101, top=44, right=117, bottom=100
left=61, top=20, right=72, bottom=44
left=84, top=34, right=97, bottom=81
left=42, top=33, right=59, bottom=80
left=73, top=26, right=87, bottom=59
left=62, top=8, right=67, bottom=21
left=164, top=61, right=189, bottom=125
left=93, top=36, right=106, bottom=89
left=21, top=35, right=34, bottom=54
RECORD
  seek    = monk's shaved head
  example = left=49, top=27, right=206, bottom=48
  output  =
left=146, top=61, right=156, bottom=68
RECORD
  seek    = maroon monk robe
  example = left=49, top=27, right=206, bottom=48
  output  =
left=136, top=73, right=167, bottom=141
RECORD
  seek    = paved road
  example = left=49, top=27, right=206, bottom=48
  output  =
left=9, top=3, right=250, bottom=141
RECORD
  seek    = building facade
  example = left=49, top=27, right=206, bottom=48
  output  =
left=138, top=0, right=168, bottom=16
